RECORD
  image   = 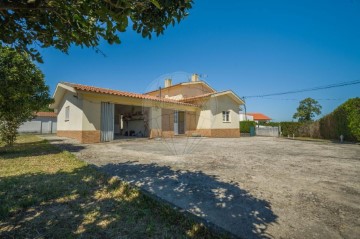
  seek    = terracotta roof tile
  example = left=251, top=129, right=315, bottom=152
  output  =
left=62, top=82, right=198, bottom=107
left=36, top=112, right=57, bottom=117
left=247, top=113, right=272, bottom=120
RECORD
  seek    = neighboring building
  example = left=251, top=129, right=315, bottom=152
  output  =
left=18, top=112, right=57, bottom=134
left=246, top=113, right=272, bottom=123
left=51, top=74, right=244, bottom=143
left=239, top=113, right=254, bottom=121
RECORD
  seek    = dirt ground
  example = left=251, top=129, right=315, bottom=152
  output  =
left=45, top=135, right=360, bottom=239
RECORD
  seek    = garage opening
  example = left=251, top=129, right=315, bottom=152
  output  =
left=114, top=104, right=150, bottom=139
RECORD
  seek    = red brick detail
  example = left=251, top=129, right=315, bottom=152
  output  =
left=208, top=129, right=240, bottom=137
left=57, top=130, right=100, bottom=143
left=160, top=129, right=240, bottom=138
left=57, top=131, right=82, bottom=142
left=35, top=112, right=57, bottom=117
left=81, top=131, right=100, bottom=143
left=161, top=131, right=175, bottom=138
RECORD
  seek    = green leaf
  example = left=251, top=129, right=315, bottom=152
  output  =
left=150, top=0, right=162, bottom=9
left=0, top=0, right=192, bottom=62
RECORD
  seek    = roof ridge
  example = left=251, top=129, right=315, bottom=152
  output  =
left=144, top=80, right=216, bottom=94
left=62, top=82, right=144, bottom=95
left=60, top=82, right=198, bottom=107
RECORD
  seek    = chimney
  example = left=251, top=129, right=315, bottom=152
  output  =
left=191, top=74, right=199, bottom=82
left=164, top=79, right=172, bottom=88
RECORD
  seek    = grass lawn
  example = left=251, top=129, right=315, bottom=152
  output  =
left=0, top=135, right=224, bottom=238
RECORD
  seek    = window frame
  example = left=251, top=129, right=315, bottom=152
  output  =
left=222, top=110, right=231, bottom=123
left=65, top=106, right=70, bottom=121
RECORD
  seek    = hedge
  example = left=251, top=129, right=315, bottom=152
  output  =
left=258, top=121, right=280, bottom=127
left=279, top=98, right=360, bottom=141
left=318, top=97, right=360, bottom=141
left=279, top=122, right=303, bottom=137
left=240, top=121, right=256, bottom=133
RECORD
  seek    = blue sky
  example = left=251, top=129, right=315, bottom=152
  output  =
left=38, top=0, right=360, bottom=121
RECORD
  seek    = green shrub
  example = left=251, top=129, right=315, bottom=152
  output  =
left=319, top=98, right=360, bottom=141
left=345, top=98, right=360, bottom=141
left=240, top=121, right=256, bottom=133
left=280, top=122, right=303, bottom=137
left=258, top=121, right=280, bottom=127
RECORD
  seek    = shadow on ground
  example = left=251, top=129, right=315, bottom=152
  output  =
left=0, top=139, right=85, bottom=159
left=100, top=161, right=278, bottom=238
left=0, top=166, right=221, bottom=238
left=18, top=135, right=279, bottom=238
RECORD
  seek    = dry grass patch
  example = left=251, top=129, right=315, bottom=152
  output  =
left=0, top=135, right=226, bottom=238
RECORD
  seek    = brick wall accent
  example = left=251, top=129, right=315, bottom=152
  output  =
left=57, top=130, right=82, bottom=142
left=57, top=130, right=100, bottom=143
left=161, top=131, right=175, bottom=137
left=194, top=129, right=212, bottom=137
left=160, top=129, right=239, bottom=138
left=81, top=131, right=100, bottom=143
left=58, top=128, right=239, bottom=143
left=209, top=128, right=240, bottom=137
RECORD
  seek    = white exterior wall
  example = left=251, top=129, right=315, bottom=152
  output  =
left=56, top=93, right=102, bottom=132
left=82, top=96, right=101, bottom=131
left=196, top=100, right=213, bottom=129
left=149, top=107, right=162, bottom=130
left=57, top=91, right=83, bottom=131
left=197, top=96, right=240, bottom=129
left=209, top=96, right=240, bottom=129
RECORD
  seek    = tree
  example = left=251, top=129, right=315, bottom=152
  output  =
left=0, top=0, right=193, bottom=62
left=293, top=97, right=322, bottom=122
left=0, top=47, right=53, bottom=146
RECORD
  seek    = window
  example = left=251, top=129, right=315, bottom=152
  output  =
left=222, top=111, right=230, bottom=122
left=65, top=106, right=70, bottom=121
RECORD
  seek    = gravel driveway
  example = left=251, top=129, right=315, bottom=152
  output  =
left=44, top=135, right=360, bottom=239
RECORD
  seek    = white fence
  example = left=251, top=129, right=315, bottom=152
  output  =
left=255, top=126, right=279, bottom=137
left=18, top=117, right=57, bottom=134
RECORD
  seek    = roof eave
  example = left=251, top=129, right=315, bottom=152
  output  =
left=76, top=89, right=199, bottom=109
left=50, top=83, right=77, bottom=109
left=212, top=91, right=245, bottom=105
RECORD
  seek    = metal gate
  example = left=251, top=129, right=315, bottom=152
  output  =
left=101, top=102, right=114, bottom=142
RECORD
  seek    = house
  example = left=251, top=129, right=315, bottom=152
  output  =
left=51, top=74, right=244, bottom=143
left=239, top=113, right=254, bottom=121
left=18, top=112, right=57, bottom=134
left=246, top=113, right=272, bottom=123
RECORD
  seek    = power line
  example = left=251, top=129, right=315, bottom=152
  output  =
left=243, top=79, right=360, bottom=99
left=253, top=97, right=345, bottom=101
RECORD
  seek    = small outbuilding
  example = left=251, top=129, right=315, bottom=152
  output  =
left=18, top=112, right=57, bottom=134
